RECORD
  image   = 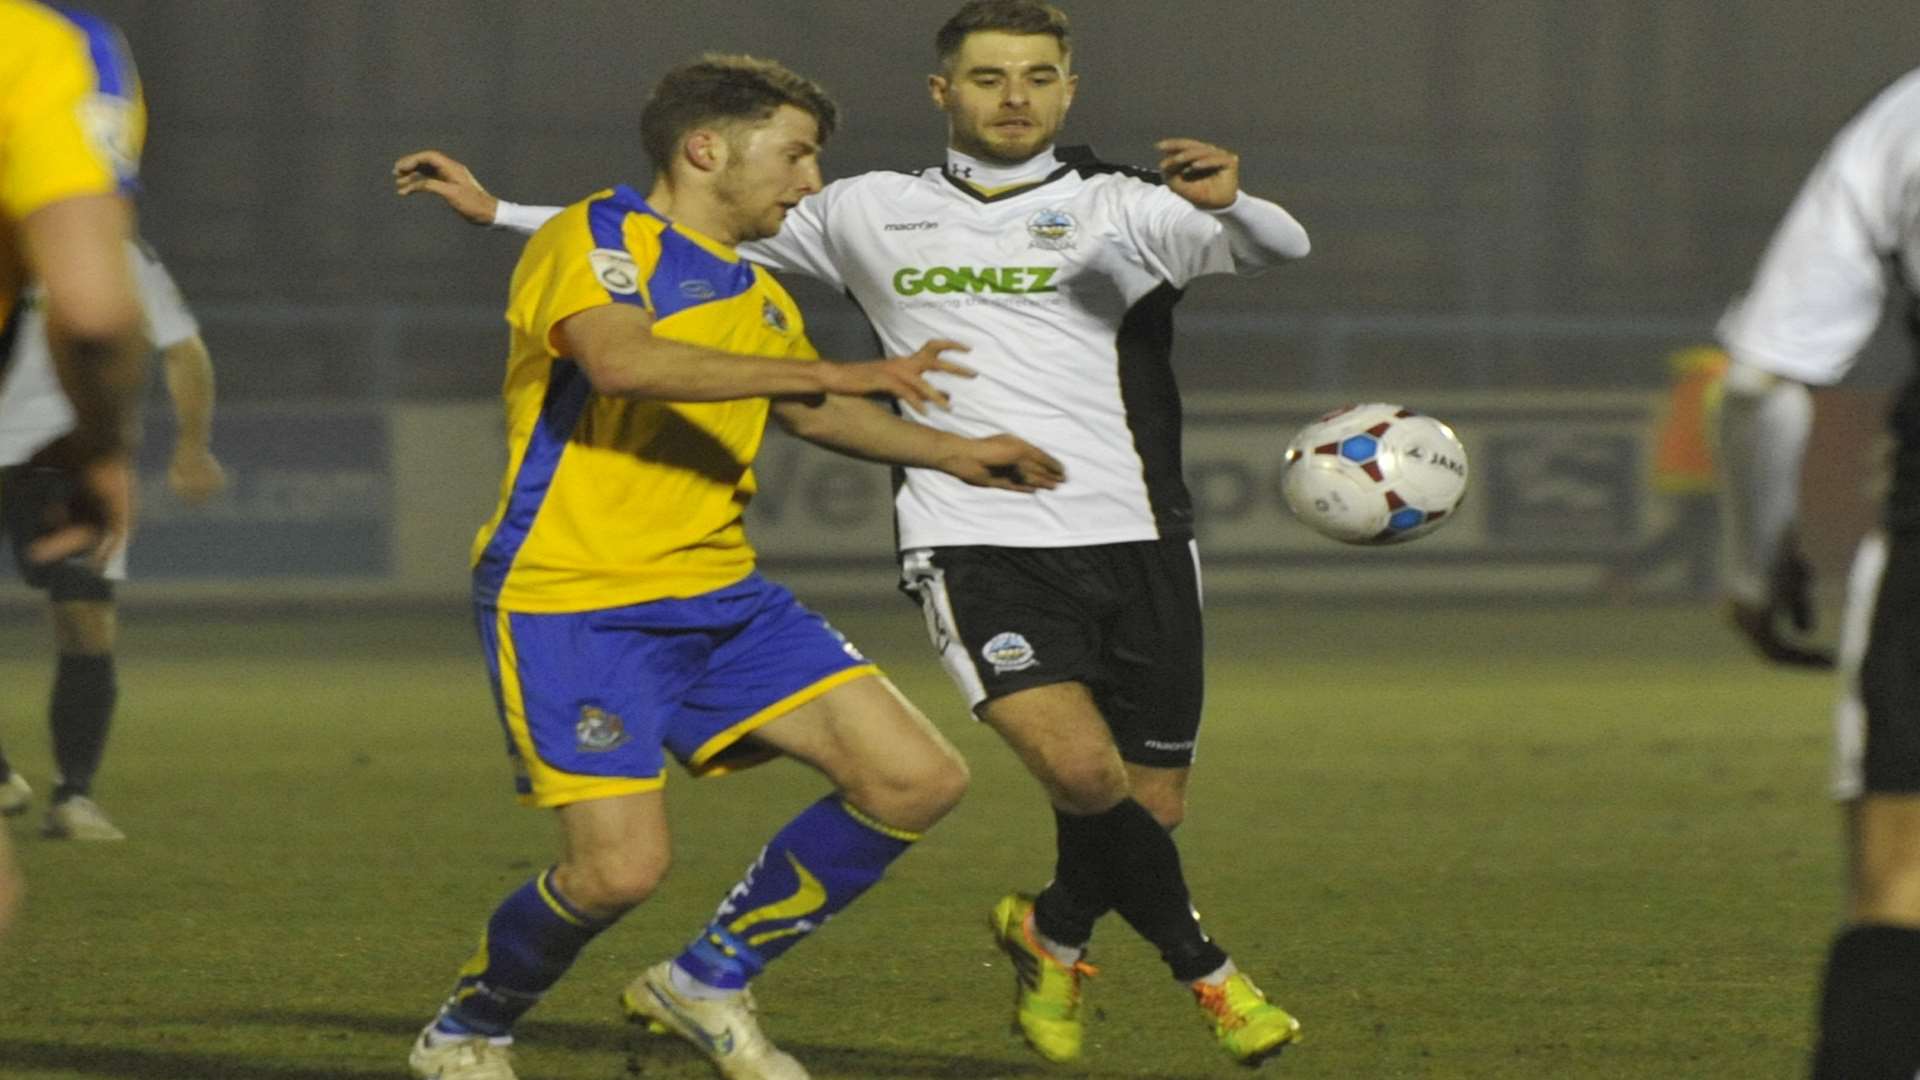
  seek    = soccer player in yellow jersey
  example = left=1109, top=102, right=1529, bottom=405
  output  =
left=406, top=55, right=1065, bottom=1080
left=0, top=0, right=149, bottom=942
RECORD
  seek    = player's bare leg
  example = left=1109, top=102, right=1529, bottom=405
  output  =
left=1812, top=793, right=1920, bottom=1078
left=627, top=675, right=966, bottom=1080
left=981, top=681, right=1298, bottom=1064
left=412, top=792, right=668, bottom=1080
left=1127, top=763, right=1191, bottom=832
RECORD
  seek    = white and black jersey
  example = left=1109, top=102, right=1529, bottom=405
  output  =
left=493, top=148, right=1306, bottom=549
left=0, top=238, right=200, bottom=468
left=742, top=145, right=1305, bottom=550
left=1719, top=68, right=1920, bottom=531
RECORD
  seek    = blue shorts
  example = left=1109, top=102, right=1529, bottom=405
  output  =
left=475, top=573, right=878, bottom=808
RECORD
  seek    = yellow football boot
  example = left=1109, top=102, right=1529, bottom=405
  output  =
left=988, top=893, right=1097, bottom=1063
left=1191, top=971, right=1301, bottom=1066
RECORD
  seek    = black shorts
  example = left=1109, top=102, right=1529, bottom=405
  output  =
left=1856, top=531, right=1920, bottom=793
left=899, top=538, right=1204, bottom=768
left=0, top=464, right=115, bottom=601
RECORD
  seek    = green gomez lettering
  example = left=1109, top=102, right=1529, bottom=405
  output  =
left=892, top=266, right=1060, bottom=297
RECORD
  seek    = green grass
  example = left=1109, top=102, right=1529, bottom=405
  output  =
left=0, top=602, right=1842, bottom=1079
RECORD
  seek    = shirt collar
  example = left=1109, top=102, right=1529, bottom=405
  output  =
left=944, top=146, right=1062, bottom=189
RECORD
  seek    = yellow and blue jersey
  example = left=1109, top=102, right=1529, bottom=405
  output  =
left=473, top=183, right=817, bottom=613
left=0, top=0, right=143, bottom=334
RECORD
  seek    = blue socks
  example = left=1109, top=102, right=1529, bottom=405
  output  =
left=673, top=797, right=918, bottom=990
left=435, top=868, right=611, bottom=1038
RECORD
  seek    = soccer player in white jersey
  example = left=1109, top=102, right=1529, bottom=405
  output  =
left=0, top=237, right=224, bottom=841
left=395, top=1, right=1309, bottom=1064
left=1719, top=66, right=1920, bottom=1080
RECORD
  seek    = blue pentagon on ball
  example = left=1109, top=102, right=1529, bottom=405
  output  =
left=1388, top=507, right=1426, bottom=531
left=1338, top=435, right=1379, bottom=462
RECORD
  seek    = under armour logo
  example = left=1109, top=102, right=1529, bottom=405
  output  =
left=950, top=165, right=974, bottom=179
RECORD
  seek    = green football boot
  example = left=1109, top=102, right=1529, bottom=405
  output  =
left=988, top=893, right=1097, bottom=1063
left=1191, top=970, right=1301, bottom=1066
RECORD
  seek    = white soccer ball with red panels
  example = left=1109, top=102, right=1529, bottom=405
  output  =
left=1281, top=403, right=1469, bottom=545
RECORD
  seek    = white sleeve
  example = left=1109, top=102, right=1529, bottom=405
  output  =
left=1124, top=183, right=1309, bottom=288
left=1717, top=362, right=1815, bottom=605
left=493, top=200, right=564, bottom=236
left=129, top=240, right=198, bottom=350
left=739, top=187, right=845, bottom=288
left=1716, top=76, right=1920, bottom=386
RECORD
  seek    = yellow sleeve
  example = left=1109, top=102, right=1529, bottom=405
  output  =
left=507, top=198, right=664, bottom=358
left=0, top=6, right=143, bottom=223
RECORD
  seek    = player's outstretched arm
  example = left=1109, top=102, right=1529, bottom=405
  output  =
left=559, top=305, right=974, bottom=412
left=1717, top=361, right=1834, bottom=669
left=393, top=150, right=561, bottom=234
left=772, top=394, right=1066, bottom=493
left=1155, top=137, right=1309, bottom=268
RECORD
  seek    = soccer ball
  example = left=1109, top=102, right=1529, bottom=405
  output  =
left=1280, top=403, right=1469, bottom=545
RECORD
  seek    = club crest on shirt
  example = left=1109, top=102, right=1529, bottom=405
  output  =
left=680, top=279, right=717, bottom=301
left=763, top=297, right=791, bottom=332
left=982, top=631, right=1039, bottom=674
left=1027, top=208, right=1078, bottom=251
left=575, top=705, right=631, bottom=752
left=588, top=248, right=640, bottom=296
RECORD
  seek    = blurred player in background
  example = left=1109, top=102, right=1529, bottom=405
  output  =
left=397, top=0, right=1310, bottom=1066
left=0, top=0, right=149, bottom=938
left=1607, top=344, right=1730, bottom=598
left=0, top=237, right=225, bottom=841
left=1719, top=66, right=1920, bottom=1080
left=402, top=54, right=1066, bottom=1080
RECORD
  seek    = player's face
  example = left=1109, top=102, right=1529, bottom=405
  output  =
left=931, top=31, right=1076, bottom=165
left=715, top=104, right=825, bottom=243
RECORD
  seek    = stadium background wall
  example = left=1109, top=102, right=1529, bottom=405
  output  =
left=0, top=392, right=1884, bottom=608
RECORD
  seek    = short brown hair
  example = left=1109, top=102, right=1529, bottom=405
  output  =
left=935, top=0, right=1071, bottom=68
left=639, top=54, right=839, bottom=177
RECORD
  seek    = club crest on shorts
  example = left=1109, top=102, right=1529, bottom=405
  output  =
left=1027, top=208, right=1078, bottom=251
left=982, top=631, right=1039, bottom=674
left=575, top=704, right=630, bottom=752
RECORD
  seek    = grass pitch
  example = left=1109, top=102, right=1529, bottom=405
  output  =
left=0, top=601, right=1840, bottom=1079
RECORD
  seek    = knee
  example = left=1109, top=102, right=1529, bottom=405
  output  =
left=848, top=745, right=969, bottom=832
left=52, top=602, right=115, bottom=655
left=554, top=849, right=669, bottom=917
left=1041, top=756, right=1131, bottom=817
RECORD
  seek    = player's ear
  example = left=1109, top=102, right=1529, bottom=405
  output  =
left=928, top=73, right=950, bottom=110
left=1063, top=73, right=1079, bottom=112
left=684, top=129, right=725, bottom=174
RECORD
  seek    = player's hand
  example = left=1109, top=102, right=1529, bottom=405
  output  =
left=823, top=340, right=976, bottom=414
left=1157, top=138, right=1241, bottom=211
left=1727, top=540, right=1836, bottom=669
left=26, top=454, right=134, bottom=572
left=938, top=434, right=1067, bottom=493
left=393, top=150, right=499, bottom=226
left=167, top=443, right=228, bottom=505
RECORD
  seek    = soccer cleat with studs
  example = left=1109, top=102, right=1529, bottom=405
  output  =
left=988, top=892, right=1098, bottom=1063
left=42, top=795, right=124, bottom=840
left=622, top=960, right=809, bottom=1080
left=1191, top=970, right=1301, bottom=1066
left=407, top=1024, right=518, bottom=1080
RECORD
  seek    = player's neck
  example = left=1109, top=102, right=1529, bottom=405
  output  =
left=945, top=145, right=1061, bottom=194
left=643, top=182, right=743, bottom=248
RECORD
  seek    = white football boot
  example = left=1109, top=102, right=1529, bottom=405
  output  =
left=622, top=961, right=809, bottom=1080
left=42, top=795, right=125, bottom=841
left=407, top=1024, right=518, bottom=1080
